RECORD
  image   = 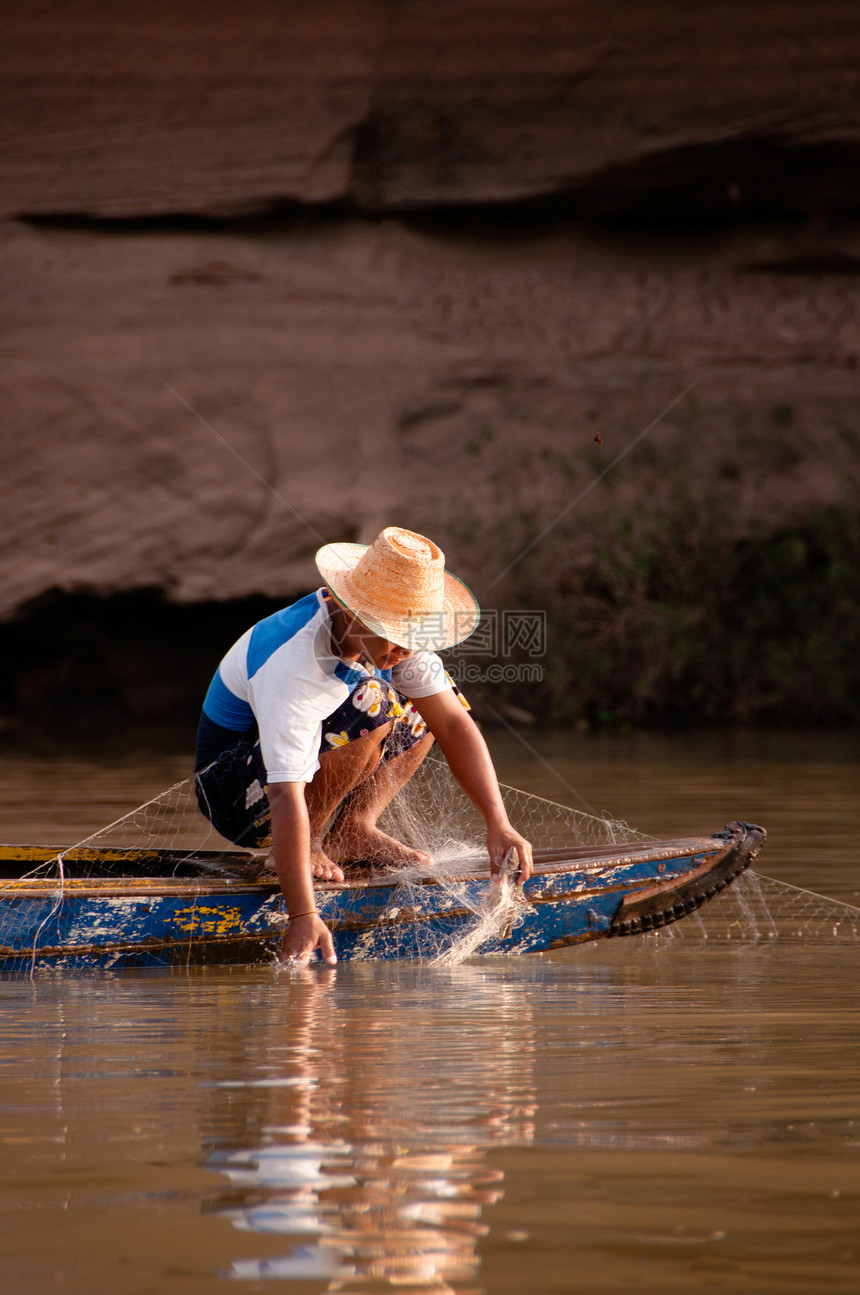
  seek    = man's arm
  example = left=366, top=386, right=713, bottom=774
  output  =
left=412, top=690, right=534, bottom=883
left=269, top=782, right=337, bottom=965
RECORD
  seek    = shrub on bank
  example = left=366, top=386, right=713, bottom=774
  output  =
left=483, top=504, right=860, bottom=727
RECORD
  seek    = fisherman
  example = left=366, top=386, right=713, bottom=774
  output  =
left=195, top=526, right=533, bottom=966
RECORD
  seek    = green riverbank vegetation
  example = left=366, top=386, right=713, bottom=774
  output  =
left=476, top=503, right=860, bottom=727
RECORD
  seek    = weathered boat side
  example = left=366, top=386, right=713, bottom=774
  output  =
left=0, top=822, right=765, bottom=971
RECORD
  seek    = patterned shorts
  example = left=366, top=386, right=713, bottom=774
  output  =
left=194, top=674, right=468, bottom=849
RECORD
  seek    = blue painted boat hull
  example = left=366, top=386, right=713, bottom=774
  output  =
left=0, top=822, right=765, bottom=971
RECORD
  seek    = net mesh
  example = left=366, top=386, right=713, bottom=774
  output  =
left=3, top=751, right=858, bottom=968
left=659, top=869, right=860, bottom=945
left=16, top=750, right=647, bottom=874
left=360, top=754, right=652, bottom=965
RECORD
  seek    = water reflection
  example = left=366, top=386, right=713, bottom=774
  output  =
left=5, top=732, right=860, bottom=1293
left=4, top=948, right=860, bottom=1294
left=200, top=967, right=537, bottom=1292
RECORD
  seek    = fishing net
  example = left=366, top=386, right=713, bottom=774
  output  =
left=355, top=753, right=650, bottom=965
left=3, top=749, right=858, bottom=970
left=658, top=869, right=860, bottom=945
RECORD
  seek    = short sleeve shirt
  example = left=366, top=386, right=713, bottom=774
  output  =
left=201, top=589, right=451, bottom=783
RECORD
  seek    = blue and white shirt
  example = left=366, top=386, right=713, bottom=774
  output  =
left=202, top=589, right=450, bottom=783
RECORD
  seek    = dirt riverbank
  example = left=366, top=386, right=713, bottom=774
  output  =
left=1, top=2, right=858, bottom=733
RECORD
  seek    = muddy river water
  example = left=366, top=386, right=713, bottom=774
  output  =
left=1, top=728, right=858, bottom=1294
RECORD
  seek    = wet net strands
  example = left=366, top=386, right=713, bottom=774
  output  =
left=2, top=751, right=858, bottom=966
left=661, top=870, right=860, bottom=945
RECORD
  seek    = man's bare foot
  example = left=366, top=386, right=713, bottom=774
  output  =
left=310, top=848, right=345, bottom=882
left=324, top=818, right=433, bottom=869
left=262, top=849, right=344, bottom=883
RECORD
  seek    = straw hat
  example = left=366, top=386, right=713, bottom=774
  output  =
left=315, top=527, right=480, bottom=651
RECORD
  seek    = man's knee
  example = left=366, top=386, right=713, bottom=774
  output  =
left=318, top=720, right=393, bottom=768
left=368, top=718, right=394, bottom=743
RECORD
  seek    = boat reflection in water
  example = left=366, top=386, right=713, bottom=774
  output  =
left=200, top=966, right=537, bottom=1292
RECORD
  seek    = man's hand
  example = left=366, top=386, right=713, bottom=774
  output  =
left=487, top=823, right=534, bottom=885
left=268, top=784, right=337, bottom=967
left=279, top=912, right=337, bottom=967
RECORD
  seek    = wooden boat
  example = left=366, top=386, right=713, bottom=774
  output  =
left=0, top=821, right=764, bottom=971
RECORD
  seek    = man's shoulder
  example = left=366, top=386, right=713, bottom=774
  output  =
left=247, top=590, right=326, bottom=678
